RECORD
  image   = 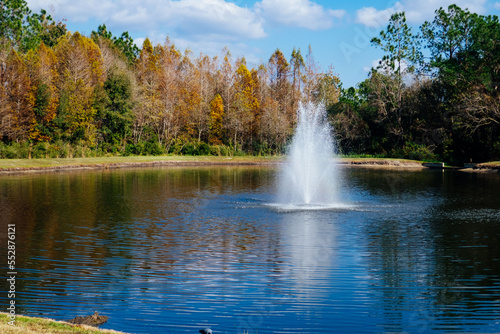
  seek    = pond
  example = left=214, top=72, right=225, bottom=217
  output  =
left=1, top=166, right=500, bottom=333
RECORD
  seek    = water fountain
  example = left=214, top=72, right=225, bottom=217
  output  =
left=277, top=102, right=341, bottom=208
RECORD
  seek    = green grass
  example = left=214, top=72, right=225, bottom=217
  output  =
left=0, top=155, right=435, bottom=172
left=0, top=155, right=284, bottom=170
left=339, top=157, right=424, bottom=164
left=0, top=312, right=125, bottom=334
left=475, top=161, right=500, bottom=168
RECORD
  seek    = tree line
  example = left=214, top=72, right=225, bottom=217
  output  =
left=0, top=0, right=339, bottom=158
left=1, top=2, right=499, bottom=164
left=331, top=5, right=500, bottom=164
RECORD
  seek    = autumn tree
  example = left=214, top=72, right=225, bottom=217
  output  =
left=189, top=53, right=217, bottom=142
left=55, top=32, right=105, bottom=145
left=217, top=48, right=234, bottom=115
left=0, top=50, right=34, bottom=141
left=156, top=39, right=183, bottom=150
left=209, top=94, right=224, bottom=145
left=268, top=49, right=292, bottom=120
left=176, top=50, right=202, bottom=141
left=25, top=42, right=59, bottom=141
left=258, top=98, right=290, bottom=154
left=303, top=45, right=320, bottom=103
left=227, top=61, right=259, bottom=149
left=312, top=66, right=340, bottom=109
left=134, top=38, right=161, bottom=144
left=290, top=48, right=305, bottom=108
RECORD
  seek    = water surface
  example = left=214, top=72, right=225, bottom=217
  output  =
left=1, top=167, right=499, bottom=333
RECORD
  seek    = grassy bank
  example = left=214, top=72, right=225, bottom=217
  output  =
left=475, top=161, right=500, bottom=169
left=338, top=157, right=423, bottom=166
left=5, top=155, right=500, bottom=174
left=0, top=313, right=125, bottom=334
left=0, top=155, right=431, bottom=173
left=0, top=155, right=283, bottom=172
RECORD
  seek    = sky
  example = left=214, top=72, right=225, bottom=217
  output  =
left=26, top=0, right=500, bottom=87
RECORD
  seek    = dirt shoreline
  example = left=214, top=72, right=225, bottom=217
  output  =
left=0, top=157, right=498, bottom=174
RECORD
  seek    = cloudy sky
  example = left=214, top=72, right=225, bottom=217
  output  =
left=27, top=0, right=500, bottom=87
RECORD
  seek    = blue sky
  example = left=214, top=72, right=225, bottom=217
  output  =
left=27, top=0, right=500, bottom=87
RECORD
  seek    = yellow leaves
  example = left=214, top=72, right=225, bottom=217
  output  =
left=137, top=38, right=161, bottom=78
left=23, top=42, right=60, bottom=142
left=209, top=94, right=224, bottom=145
left=45, top=32, right=104, bottom=145
left=27, top=118, right=40, bottom=142
left=1, top=29, right=340, bottom=155
left=56, top=32, right=105, bottom=89
left=141, top=38, right=154, bottom=58
left=234, top=63, right=260, bottom=115
left=178, top=87, right=202, bottom=136
left=63, top=79, right=97, bottom=145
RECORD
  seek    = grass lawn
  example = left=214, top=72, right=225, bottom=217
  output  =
left=339, top=157, right=423, bottom=164
left=0, top=313, right=125, bottom=334
left=476, top=161, right=500, bottom=168
left=0, top=155, right=283, bottom=170
left=0, top=155, right=451, bottom=172
left=0, top=155, right=433, bottom=172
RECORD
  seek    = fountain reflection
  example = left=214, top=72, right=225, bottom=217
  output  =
left=280, top=210, right=337, bottom=300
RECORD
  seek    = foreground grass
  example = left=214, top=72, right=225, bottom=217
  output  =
left=0, top=313, right=125, bottom=334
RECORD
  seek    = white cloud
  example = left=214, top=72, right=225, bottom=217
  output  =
left=355, top=0, right=488, bottom=28
left=167, top=0, right=265, bottom=40
left=495, top=2, right=500, bottom=10
left=403, top=0, right=487, bottom=22
left=27, top=0, right=265, bottom=41
left=355, top=3, right=403, bottom=28
left=28, top=0, right=116, bottom=22
left=255, top=0, right=345, bottom=30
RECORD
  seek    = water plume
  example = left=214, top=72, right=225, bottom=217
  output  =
left=278, top=102, right=340, bottom=207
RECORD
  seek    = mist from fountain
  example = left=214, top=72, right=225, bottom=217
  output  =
left=277, top=102, right=343, bottom=209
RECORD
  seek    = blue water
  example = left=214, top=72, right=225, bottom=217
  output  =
left=1, top=166, right=500, bottom=333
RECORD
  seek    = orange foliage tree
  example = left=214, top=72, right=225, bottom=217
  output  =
left=0, top=50, right=34, bottom=141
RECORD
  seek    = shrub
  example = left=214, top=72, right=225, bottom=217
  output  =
left=144, top=141, right=163, bottom=155
left=33, top=142, right=50, bottom=159
left=123, top=144, right=137, bottom=156
left=0, top=142, right=8, bottom=158
left=57, top=141, right=72, bottom=158
left=402, top=142, right=438, bottom=162
left=4, top=145, right=18, bottom=159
